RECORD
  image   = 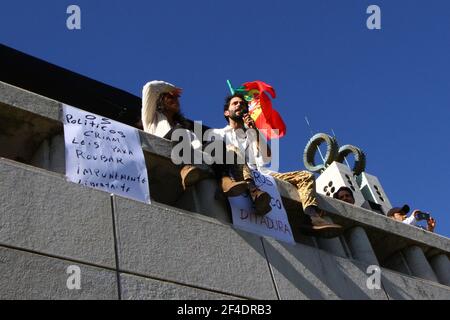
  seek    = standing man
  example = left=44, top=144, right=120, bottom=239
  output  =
left=212, top=93, right=343, bottom=238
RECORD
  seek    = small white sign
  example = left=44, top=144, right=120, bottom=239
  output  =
left=63, top=104, right=151, bottom=204
left=228, top=170, right=295, bottom=244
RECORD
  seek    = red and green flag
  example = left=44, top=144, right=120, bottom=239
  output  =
left=227, top=80, right=286, bottom=140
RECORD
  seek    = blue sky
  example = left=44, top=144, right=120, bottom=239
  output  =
left=1, top=1, right=449, bottom=237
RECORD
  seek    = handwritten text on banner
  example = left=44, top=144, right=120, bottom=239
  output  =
left=228, top=170, right=295, bottom=244
left=63, top=104, right=151, bottom=204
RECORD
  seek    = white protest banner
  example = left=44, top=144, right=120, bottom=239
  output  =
left=228, top=170, right=295, bottom=244
left=63, top=104, right=151, bottom=204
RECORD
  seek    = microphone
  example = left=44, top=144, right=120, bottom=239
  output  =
left=240, top=107, right=249, bottom=129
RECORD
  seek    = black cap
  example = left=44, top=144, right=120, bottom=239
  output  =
left=387, top=204, right=410, bottom=217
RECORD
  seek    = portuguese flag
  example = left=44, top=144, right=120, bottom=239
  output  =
left=228, top=80, right=286, bottom=140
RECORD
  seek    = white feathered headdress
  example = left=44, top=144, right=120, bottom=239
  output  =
left=141, top=80, right=182, bottom=135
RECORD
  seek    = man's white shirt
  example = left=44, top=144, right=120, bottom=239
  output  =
left=207, top=125, right=272, bottom=173
left=403, top=214, right=418, bottom=226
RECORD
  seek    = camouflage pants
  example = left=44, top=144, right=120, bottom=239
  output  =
left=270, top=171, right=318, bottom=209
left=225, top=144, right=318, bottom=208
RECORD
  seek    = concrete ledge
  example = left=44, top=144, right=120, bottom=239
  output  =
left=120, top=273, right=241, bottom=300
left=317, top=196, right=450, bottom=261
left=277, top=176, right=449, bottom=253
left=1, top=78, right=450, bottom=292
left=276, top=175, right=450, bottom=269
left=0, top=98, right=61, bottom=163
left=381, top=268, right=450, bottom=300
left=0, top=81, right=61, bottom=121
left=0, top=158, right=116, bottom=268
left=0, top=246, right=118, bottom=300
left=262, top=238, right=388, bottom=300
left=2, top=79, right=448, bottom=256
left=113, top=196, right=278, bottom=299
left=139, top=130, right=173, bottom=159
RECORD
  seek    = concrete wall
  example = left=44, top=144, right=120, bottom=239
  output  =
left=1, top=158, right=449, bottom=300
left=1, top=80, right=450, bottom=299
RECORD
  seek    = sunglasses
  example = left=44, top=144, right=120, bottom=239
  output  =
left=164, top=93, right=180, bottom=99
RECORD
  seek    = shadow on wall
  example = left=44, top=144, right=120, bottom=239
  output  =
left=233, top=229, right=389, bottom=300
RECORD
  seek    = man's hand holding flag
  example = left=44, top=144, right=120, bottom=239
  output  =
left=227, top=80, right=286, bottom=140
